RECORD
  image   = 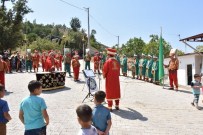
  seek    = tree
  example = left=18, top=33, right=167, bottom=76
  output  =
left=196, top=45, right=203, bottom=52
left=176, top=49, right=184, bottom=56
left=0, top=0, right=32, bottom=50
left=70, top=17, right=81, bottom=32
left=122, top=37, right=146, bottom=56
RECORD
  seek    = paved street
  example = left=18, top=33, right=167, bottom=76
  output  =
left=3, top=61, right=203, bottom=135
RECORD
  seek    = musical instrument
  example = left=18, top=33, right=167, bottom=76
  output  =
left=36, top=71, right=66, bottom=90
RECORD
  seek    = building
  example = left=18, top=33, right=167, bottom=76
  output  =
left=164, top=53, right=203, bottom=86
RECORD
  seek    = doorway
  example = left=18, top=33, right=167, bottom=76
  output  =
left=187, top=64, right=192, bottom=85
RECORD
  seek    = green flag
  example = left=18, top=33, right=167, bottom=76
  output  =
left=158, top=33, right=164, bottom=82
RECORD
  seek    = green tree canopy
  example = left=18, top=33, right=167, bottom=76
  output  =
left=70, top=17, right=81, bottom=32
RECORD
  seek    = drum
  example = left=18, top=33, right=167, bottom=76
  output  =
left=54, top=71, right=66, bottom=87
left=36, top=71, right=66, bottom=90
left=36, top=72, right=54, bottom=89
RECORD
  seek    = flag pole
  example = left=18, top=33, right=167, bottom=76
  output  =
left=158, top=27, right=164, bottom=85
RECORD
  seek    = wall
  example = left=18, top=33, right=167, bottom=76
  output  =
left=164, top=54, right=196, bottom=86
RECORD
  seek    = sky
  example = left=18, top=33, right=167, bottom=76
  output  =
left=5, top=0, right=203, bottom=53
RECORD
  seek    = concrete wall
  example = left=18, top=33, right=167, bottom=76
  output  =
left=164, top=55, right=196, bottom=86
left=195, top=55, right=202, bottom=75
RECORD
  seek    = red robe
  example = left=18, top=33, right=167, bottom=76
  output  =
left=103, top=58, right=121, bottom=100
left=72, top=58, right=80, bottom=80
left=0, top=60, right=8, bottom=86
left=41, top=55, right=47, bottom=71
left=55, top=55, right=63, bottom=71
left=45, top=57, right=55, bottom=72
left=94, top=56, right=100, bottom=71
left=32, top=55, right=40, bottom=68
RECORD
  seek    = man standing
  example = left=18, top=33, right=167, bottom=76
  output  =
left=139, top=54, right=144, bottom=80
left=32, top=50, right=40, bottom=72
left=103, top=48, right=121, bottom=112
left=15, top=52, right=22, bottom=72
left=164, top=50, right=179, bottom=91
left=145, top=55, right=153, bottom=82
left=142, top=54, right=148, bottom=80
left=84, top=51, right=91, bottom=70
left=45, top=51, right=55, bottom=72
left=122, top=55, right=127, bottom=77
left=25, top=51, right=33, bottom=72
left=64, top=53, right=72, bottom=77
left=72, top=54, right=80, bottom=81
left=41, top=51, right=47, bottom=72
left=0, top=55, right=8, bottom=86
left=101, top=51, right=106, bottom=70
left=135, top=54, right=139, bottom=79
left=93, top=52, right=100, bottom=74
left=152, top=56, right=159, bottom=84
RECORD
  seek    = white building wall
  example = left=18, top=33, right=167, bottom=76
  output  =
left=195, top=55, right=202, bottom=74
left=164, top=55, right=196, bottom=86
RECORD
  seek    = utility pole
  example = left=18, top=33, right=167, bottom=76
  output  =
left=117, top=36, right=119, bottom=49
left=84, top=7, right=90, bottom=49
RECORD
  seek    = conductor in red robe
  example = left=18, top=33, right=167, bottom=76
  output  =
left=103, top=48, right=121, bottom=111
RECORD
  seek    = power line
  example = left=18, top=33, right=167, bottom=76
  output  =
left=58, top=0, right=85, bottom=11
left=89, top=14, right=117, bottom=37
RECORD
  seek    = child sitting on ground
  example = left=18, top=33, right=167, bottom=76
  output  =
left=191, top=74, right=202, bottom=110
left=92, top=91, right=112, bottom=135
left=0, top=84, right=12, bottom=135
left=76, top=104, right=97, bottom=135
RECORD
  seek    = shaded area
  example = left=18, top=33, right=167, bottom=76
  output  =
left=5, top=91, right=13, bottom=96
left=42, top=86, right=71, bottom=94
left=163, top=86, right=192, bottom=94
left=112, top=107, right=148, bottom=121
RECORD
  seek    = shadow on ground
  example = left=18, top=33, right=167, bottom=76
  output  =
left=5, top=91, right=13, bottom=96
left=42, top=86, right=71, bottom=94
left=163, top=87, right=192, bottom=94
left=112, top=107, right=148, bottom=121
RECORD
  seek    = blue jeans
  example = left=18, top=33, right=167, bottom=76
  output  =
left=25, top=126, right=46, bottom=135
left=193, top=94, right=200, bottom=104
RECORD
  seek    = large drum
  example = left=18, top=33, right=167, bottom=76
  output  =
left=36, top=71, right=66, bottom=90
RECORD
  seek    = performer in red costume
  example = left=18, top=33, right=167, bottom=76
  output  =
left=41, top=51, right=47, bottom=72
left=72, top=51, right=80, bottom=81
left=0, top=55, right=8, bottom=86
left=103, top=48, right=121, bottom=112
left=32, top=50, right=40, bottom=72
left=55, top=51, right=63, bottom=71
left=45, top=51, right=55, bottom=72
left=93, top=52, right=101, bottom=74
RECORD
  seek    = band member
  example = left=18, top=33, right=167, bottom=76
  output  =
left=45, top=51, right=55, bottom=72
left=84, top=51, right=91, bottom=70
left=131, top=54, right=137, bottom=79
left=72, top=53, right=80, bottom=81
left=103, top=48, right=121, bottom=111
left=101, top=51, right=106, bottom=70
left=122, top=55, right=127, bottom=77
left=64, top=53, right=72, bottom=77
left=25, top=51, right=33, bottom=72
left=142, top=54, right=148, bottom=80
left=41, top=51, right=47, bottom=72
left=93, top=52, right=100, bottom=74
left=32, top=50, right=40, bottom=72
left=139, top=53, right=144, bottom=80
left=145, top=55, right=153, bottom=82
left=152, top=56, right=159, bottom=84
left=55, top=51, right=63, bottom=71
left=135, top=54, right=139, bottom=79
left=0, top=55, right=8, bottom=86
left=3, top=51, right=11, bottom=73
left=164, top=49, right=179, bottom=91
left=15, top=52, right=22, bottom=72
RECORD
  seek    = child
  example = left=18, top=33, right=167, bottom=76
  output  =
left=191, top=74, right=202, bottom=110
left=19, top=80, right=49, bottom=135
left=92, top=91, right=112, bottom=135
left=0, top=84, right=11, bottom=135
left=76, top=104, right=97, bottom=135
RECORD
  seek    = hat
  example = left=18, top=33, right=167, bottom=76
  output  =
left=153, top=56, right=158, bottom=59
left=148, top=54, right=152, bottom=57
left=107, top=48, right=116, bottom=55
left=141, top=53, right=145, bottom=56
left=134, top=54, right=137, bottom=57
left=4, top=51, right=8, bottom=54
